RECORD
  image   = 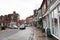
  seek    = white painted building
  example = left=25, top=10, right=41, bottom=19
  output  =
left=42, top=0, right=60, bottom=40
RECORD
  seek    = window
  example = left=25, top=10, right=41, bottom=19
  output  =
left=58, top=4, right=60, bottom=12
left=51, top=8, right=58, bottom=37
left=54, top=8, right=58, bottom=27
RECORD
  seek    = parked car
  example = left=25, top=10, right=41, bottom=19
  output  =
left=13, top=25, right=18, bottom=29
left=26, top=23, right=32, bottom=27
left=1, top=25, right=7, bottom=30
left=24, top=23, right=31, bottom=27
left=9, top=25, right=18, bottom=29
left=19, top=24, right=26, bottom=30
left=24, top=23, right=28, bottom=27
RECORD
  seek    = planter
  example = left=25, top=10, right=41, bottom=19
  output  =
left=47, top=28, right=52, bottom=38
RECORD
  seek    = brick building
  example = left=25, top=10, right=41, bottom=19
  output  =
left=9, top=11, right=20, bottom=27
left=0, top=11, right=20, bottom=29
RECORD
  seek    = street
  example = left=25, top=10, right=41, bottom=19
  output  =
left=0, top=29, right=19, bottom=40
left=0, top=26, right=54, bottom=40
left=2, top=27, right=34, bottom=40
left=0, top=0, right=59, bottom=40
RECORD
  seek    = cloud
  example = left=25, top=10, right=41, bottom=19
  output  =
left=0, top=0, right=43, bottom=19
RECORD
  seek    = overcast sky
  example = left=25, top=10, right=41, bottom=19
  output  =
left=0, top=0, right=43, bottom=20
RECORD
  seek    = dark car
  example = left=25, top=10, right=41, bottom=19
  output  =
left=19, top=24, right=26, bottom=30
left=1, top=25, right=7, bottom=30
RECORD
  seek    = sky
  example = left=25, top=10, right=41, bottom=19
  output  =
left=0, top=0, right=43, bottom=20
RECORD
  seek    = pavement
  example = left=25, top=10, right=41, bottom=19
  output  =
left=32, top=27, right=53, bottom=40
left=2, top=26, right=54, bottom=40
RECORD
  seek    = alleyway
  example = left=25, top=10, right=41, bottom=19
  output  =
left=2, top=26, right=55, bottom=40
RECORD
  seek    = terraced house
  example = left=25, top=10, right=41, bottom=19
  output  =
left=0, top=11, right=20, bottom=30
left=9, top=11, right=20, bottom=27
left=37, top=0, right=60, bottom=40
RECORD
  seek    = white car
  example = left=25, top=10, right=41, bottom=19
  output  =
left=13, top=25, right=18, bottom=29
left=19, top=24, right=26, bottom=30
left=9, top=25, right=18, bottom=29
left=24, top=23, right=28, bottom=27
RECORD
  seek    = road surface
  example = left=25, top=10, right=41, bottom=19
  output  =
left=0, top=29, right=19, bottom=40
left=3, top=27, right=34, bottom=40
left=0, top=26, right=54, bottom=40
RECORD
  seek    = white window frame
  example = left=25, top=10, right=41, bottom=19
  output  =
left=51, top=7, right=59, bottom=39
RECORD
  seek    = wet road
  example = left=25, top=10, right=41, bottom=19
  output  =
left=1, top=26, right=54, bottom=40
left=3, top=27, right=34, bottom=40
left=0, top=29, right=19, bottom=40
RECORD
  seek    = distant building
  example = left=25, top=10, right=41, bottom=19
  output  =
left=10, top=11, right=20, bottom=27
left=0, top=11, right=20, bottom=28
left=19, top=20, right=25, bottom=25
left=26, top=15, right=34, bottom=26
left=33, top=9, right=38, bottom=17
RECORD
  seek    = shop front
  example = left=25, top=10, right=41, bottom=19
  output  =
left=49, top=4, right=60, bottom=39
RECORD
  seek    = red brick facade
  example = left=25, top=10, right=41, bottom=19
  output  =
left=0, top=11, right=20, bottom=27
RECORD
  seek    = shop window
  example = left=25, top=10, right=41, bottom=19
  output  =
left=54, top=8, right=58, bottom=27
left=53, top=18, right=58, bottom=28
left=51, top=8, right=58, bottom=37
left=54, top=18, right=58, bottom=25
